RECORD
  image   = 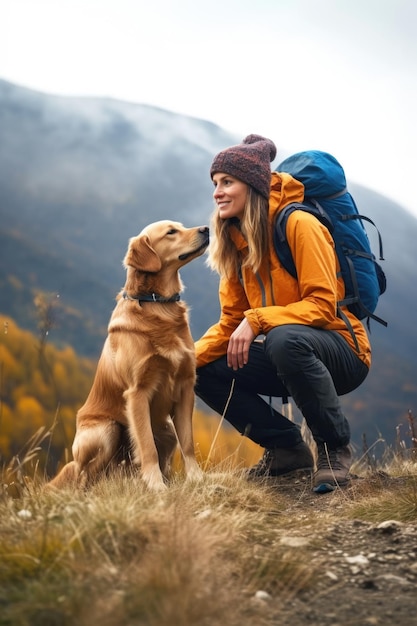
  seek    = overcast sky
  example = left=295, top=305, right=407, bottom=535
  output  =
left=1, top=0, right=416, bottom=218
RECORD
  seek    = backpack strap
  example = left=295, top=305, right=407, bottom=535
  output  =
left=338, top=256, right=388, bottom=327
left=324, top=187, right=348, bottom=200
left=274, top=203, right=301, bottom=279
left=338, top=197, right=387, bottom=325
left=341, top=213, right=385, bottom=261
left=274, top=201, right=334, bottom=279
left=336, top=305, right=360, bottom=352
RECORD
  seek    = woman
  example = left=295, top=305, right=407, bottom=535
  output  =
left=195, top=134, right=370, bottom=493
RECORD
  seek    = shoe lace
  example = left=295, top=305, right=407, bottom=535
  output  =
left=252, top=449, right=274, bottom=471
left=317, top=448, right=343, bottom=471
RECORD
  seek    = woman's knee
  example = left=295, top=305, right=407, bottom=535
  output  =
left=264, top=325, right=314, bottom=373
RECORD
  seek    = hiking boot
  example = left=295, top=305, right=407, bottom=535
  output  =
left=313, top=445, right=352, bottom=493
left=247, top=442, right=314, bottom=479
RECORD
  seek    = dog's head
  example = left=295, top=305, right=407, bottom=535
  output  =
left=124, top=221, right=209, bottom=273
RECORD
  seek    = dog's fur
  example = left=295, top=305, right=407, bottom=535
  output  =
left=48, top=220, right=209, bottom=492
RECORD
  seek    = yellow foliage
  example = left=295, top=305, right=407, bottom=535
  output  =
left=0, top=315, right=93, bottom=461
left=15, top=396, right=44, bottom=431
left=0, top=403, right=14, bottom=458
left=0, top=345, right=20, bottom=378
left=192, top=409, right=262, bottom=469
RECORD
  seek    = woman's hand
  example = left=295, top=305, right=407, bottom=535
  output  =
left=227, top=318, right=256, bottom=370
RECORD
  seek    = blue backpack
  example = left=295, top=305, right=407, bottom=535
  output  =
left=275, top=151, right=387, bottom=336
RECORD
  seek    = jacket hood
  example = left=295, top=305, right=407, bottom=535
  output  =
left=269, top=171, right=305, bottom=221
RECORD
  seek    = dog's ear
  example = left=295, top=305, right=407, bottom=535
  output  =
left=123, top=235, right=162, bottom=273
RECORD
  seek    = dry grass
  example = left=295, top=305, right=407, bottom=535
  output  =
left=1, top=439, right=417, bottom=626
left=345, top=462, right=417, bottom=524
left=0, top=465, right=317, bottom=626
left=1, top=401, right=417, bottom=626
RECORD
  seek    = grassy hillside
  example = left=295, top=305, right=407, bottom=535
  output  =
left=1, top=452, right=417, bottom=626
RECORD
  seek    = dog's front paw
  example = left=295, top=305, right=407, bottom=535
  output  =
left=141, top=466, right=168, bottom=493
left=185, top=464, right=204, bottom=483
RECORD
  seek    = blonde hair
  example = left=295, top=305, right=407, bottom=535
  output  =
left=207, top=187, right=270, bottom=278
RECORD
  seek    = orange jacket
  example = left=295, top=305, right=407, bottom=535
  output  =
left=195, top=171, right=371, bottom=369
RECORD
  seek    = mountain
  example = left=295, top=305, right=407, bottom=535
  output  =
left=0, top=78, right=232, bottom=351
left=0, top=79, right=416, bottom=449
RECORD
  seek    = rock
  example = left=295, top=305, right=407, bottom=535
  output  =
left=374, top=520, right=404, bottom=533
left=280, top=536, right=310, bottom=547
left=345, top=554, right=370, bottom=566
left=254, top=590, right=272, bottom=601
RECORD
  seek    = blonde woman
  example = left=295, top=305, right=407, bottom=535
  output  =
left=195, top=135, right=370, bottom=493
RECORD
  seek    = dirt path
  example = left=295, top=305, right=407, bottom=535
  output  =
left=262, top=474, right=417, bottom=626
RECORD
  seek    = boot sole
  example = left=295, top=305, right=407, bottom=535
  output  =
left=313, top=482, right=336, bottom=494
left=269, top=466, right=314, bottom=477
left=313, top=477, right=351, bottom=493
left=248, top=467, right=313, bottom=480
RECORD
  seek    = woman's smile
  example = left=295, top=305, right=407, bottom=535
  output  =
left=212, top=173, right=248, bottom=220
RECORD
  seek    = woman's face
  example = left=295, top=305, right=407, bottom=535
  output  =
left=212, top=173, right=248, bottom=220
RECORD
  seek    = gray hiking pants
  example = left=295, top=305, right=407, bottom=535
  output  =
left=195, top=324, right=369, bottom=449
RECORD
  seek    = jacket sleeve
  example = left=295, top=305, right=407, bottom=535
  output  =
left=244, top=211, right=339, bottom=334
left=195, top=273, right=250, bottom=368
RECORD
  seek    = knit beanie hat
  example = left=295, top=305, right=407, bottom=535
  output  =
left=210, top=134, right=277, bottom=199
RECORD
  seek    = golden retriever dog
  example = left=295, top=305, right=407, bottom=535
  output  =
left=48, top=220, right=209, bottom=492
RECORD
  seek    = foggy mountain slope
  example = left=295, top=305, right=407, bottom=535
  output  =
left=0, top=78, right=237, bottom=274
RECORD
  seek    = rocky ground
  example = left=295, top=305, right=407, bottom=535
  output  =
left=259, top=474, right=417, bottom=626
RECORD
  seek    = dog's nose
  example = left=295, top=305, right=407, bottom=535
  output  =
left=199, top=226, right=209, bottom=233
